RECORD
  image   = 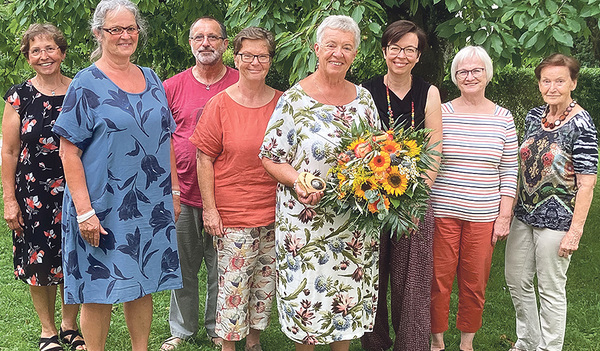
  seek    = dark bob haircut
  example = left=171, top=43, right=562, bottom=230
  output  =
left=381, top=20, right=427, bottom=53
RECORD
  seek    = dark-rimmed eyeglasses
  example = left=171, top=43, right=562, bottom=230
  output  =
left=190, top=35, right=225, bottom=43
left=102, top=26, right=140, bottom=36
left=29, top=46, right=60, bottom=57
left=386, top=45, right=418, bottom=57
left=455, top=68, right=485, bottom=80
left=236, top=53, right=271, bottom=63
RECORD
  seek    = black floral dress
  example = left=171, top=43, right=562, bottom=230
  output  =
left=4, top=80, right=65, bottom=286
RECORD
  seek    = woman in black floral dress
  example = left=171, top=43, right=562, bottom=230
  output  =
left=1, top=24, right=84, bottom=351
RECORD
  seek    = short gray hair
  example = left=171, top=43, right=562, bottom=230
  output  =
left=451, top=45, right=494, bottom=85
left=90, top=0, right=147, bottom=61
left=316, top=15, right=360, bottom=49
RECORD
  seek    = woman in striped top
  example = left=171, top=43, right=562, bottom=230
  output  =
left=429, top=46, right=518, bottom=351
left=505, top=54, right=597, bottom=351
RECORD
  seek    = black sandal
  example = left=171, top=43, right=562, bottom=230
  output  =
left=59, top=328, right=86, bottom=350
left=39, top=335, right=63, bottom=351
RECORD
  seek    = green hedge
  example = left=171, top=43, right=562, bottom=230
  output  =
left=441, top=67, right=600, bottom=138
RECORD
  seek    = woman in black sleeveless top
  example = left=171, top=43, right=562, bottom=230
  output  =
left=360, top=20, right=442, bottom=351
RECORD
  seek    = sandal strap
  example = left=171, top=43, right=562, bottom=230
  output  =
left=59, top=328, right=86, bottom=348
left=39, top=335, right=63, bottom=351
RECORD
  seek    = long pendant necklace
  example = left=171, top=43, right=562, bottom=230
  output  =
left=385, top=83, right=414, bottom=129
left=541, top=99, right=576, bottom=129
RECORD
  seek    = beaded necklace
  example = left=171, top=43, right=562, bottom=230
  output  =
left=385, top=84, right=414, bottom=129
left=541, top=99, right=576, bottom=129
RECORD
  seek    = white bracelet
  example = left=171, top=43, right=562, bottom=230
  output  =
left=77, top=209, right=96, bottom=223
left=172, top=190, right=181, bottom=196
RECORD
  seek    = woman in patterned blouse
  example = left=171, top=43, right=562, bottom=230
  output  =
left=505, top=54, right=597, bottom=351
left=1, top=23, right=85, bottom=351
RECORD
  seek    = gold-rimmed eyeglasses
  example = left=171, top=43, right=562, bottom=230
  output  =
left=190, top=35, right=225, bottom=43
left=29, top=46, right=60, bottom=57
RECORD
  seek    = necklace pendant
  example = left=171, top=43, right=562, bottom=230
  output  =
left=206, top=85, right=210, bottom=91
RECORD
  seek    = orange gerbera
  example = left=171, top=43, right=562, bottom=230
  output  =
left=404, top=139, right=421, bottom=157
left=382, top=167, right=408, bottom=196
left=367, top=195, right=390, bottom=213
left=382, top=140, right=401, bottom=154
left=369, top=152, right=391, bottom=173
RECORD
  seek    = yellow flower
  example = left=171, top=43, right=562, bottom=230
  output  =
left=353, top=176, right=379, bottom=199
left=348, top=138, right=366, bottom=151
left=369, top=152, right=391, bottom=173
left=382, top=166, right=408, bottom=196
left=404, top=139, right=421, bottom=157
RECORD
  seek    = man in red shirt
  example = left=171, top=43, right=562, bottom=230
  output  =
left=161, top=16, right=239, bottom=351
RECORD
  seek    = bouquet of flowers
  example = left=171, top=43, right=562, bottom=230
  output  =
left=320, top=120, right=439, bottom=238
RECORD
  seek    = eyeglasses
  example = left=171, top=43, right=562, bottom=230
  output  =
left=29, top=46, right=60, bottom=57
left=190, top=35, right=225, bottom=43
left=102, top=26, right=140, bottom=36
left=455, top=68, right=485, bottom=80
left=386, top=45, right=418, bottom=57
left=236, top=53, right=271, bottom=63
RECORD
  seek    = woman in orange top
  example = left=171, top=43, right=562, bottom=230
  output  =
left=189, top=27, right=282, bottom=351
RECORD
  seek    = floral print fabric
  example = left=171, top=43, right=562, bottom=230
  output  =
left=214, top=225, right=276, bottom=340
left=4, top=81, right=65, bottom=286
left=259, top=83, right=380, bottom=344
left=53, top=64, right=182, bottom=304
left=514, top=106, right=598, bottom=231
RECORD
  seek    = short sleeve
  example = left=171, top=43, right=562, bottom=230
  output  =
left=189, top=95, right=223, bottom=158
left=52, top=75, right=96, bottom=151
left=572, top=111, right=598, bottom=174
left=259, top=94, right=296, bottom=163
left=4, top=84, right=22, bottom=113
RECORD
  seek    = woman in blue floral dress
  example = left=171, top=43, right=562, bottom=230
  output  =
left=52, top=1, right=182, bottom=349
left=260, top=16, right=380, bottom=350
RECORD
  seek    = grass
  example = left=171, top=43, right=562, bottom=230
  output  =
left=0, top=178, right=598, bottom=350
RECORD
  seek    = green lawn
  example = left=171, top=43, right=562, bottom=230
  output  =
left=0, top=180, right=598, bottom=351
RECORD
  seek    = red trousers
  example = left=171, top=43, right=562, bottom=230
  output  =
left=430, top=217, right=494, bottom=333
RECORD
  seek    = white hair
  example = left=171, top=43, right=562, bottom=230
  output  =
left=90, top=0, right=147, bottom=61
left=316, top=15, right=360, bottom=48
left=451, top=45, right=494, bottom=85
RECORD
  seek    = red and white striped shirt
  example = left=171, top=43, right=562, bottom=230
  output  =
left=430, top=102, right=518, bottom=222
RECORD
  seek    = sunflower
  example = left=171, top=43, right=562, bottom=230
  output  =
left=353, top=176, right=379, bottom=199
left=404, top=139, right=421, bottom=157
left=369, top=152, right=391, bottom=173
left=382, top=140, right=401, bottom=154
left=348, top=138, right=366, bottom=151
left=382, top=166, right=408, bottom=196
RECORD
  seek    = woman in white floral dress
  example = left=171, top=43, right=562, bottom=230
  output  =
left=260, top=15, right=380, bottom=351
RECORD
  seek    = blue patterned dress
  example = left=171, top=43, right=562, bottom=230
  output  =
left=53, top=64, right=182, bottom=304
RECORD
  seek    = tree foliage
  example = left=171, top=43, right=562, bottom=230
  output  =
left=1, top=0, right=599, bottom=93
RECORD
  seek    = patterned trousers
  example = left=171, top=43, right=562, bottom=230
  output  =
left=214, top=224, right=276, bottom=341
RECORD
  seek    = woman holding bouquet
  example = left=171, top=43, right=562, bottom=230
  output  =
left=429, top=46, right=518, bottom=351
left=360, top=20, right=442, bottom=351
left=260, top=15, right=380, bottom=350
